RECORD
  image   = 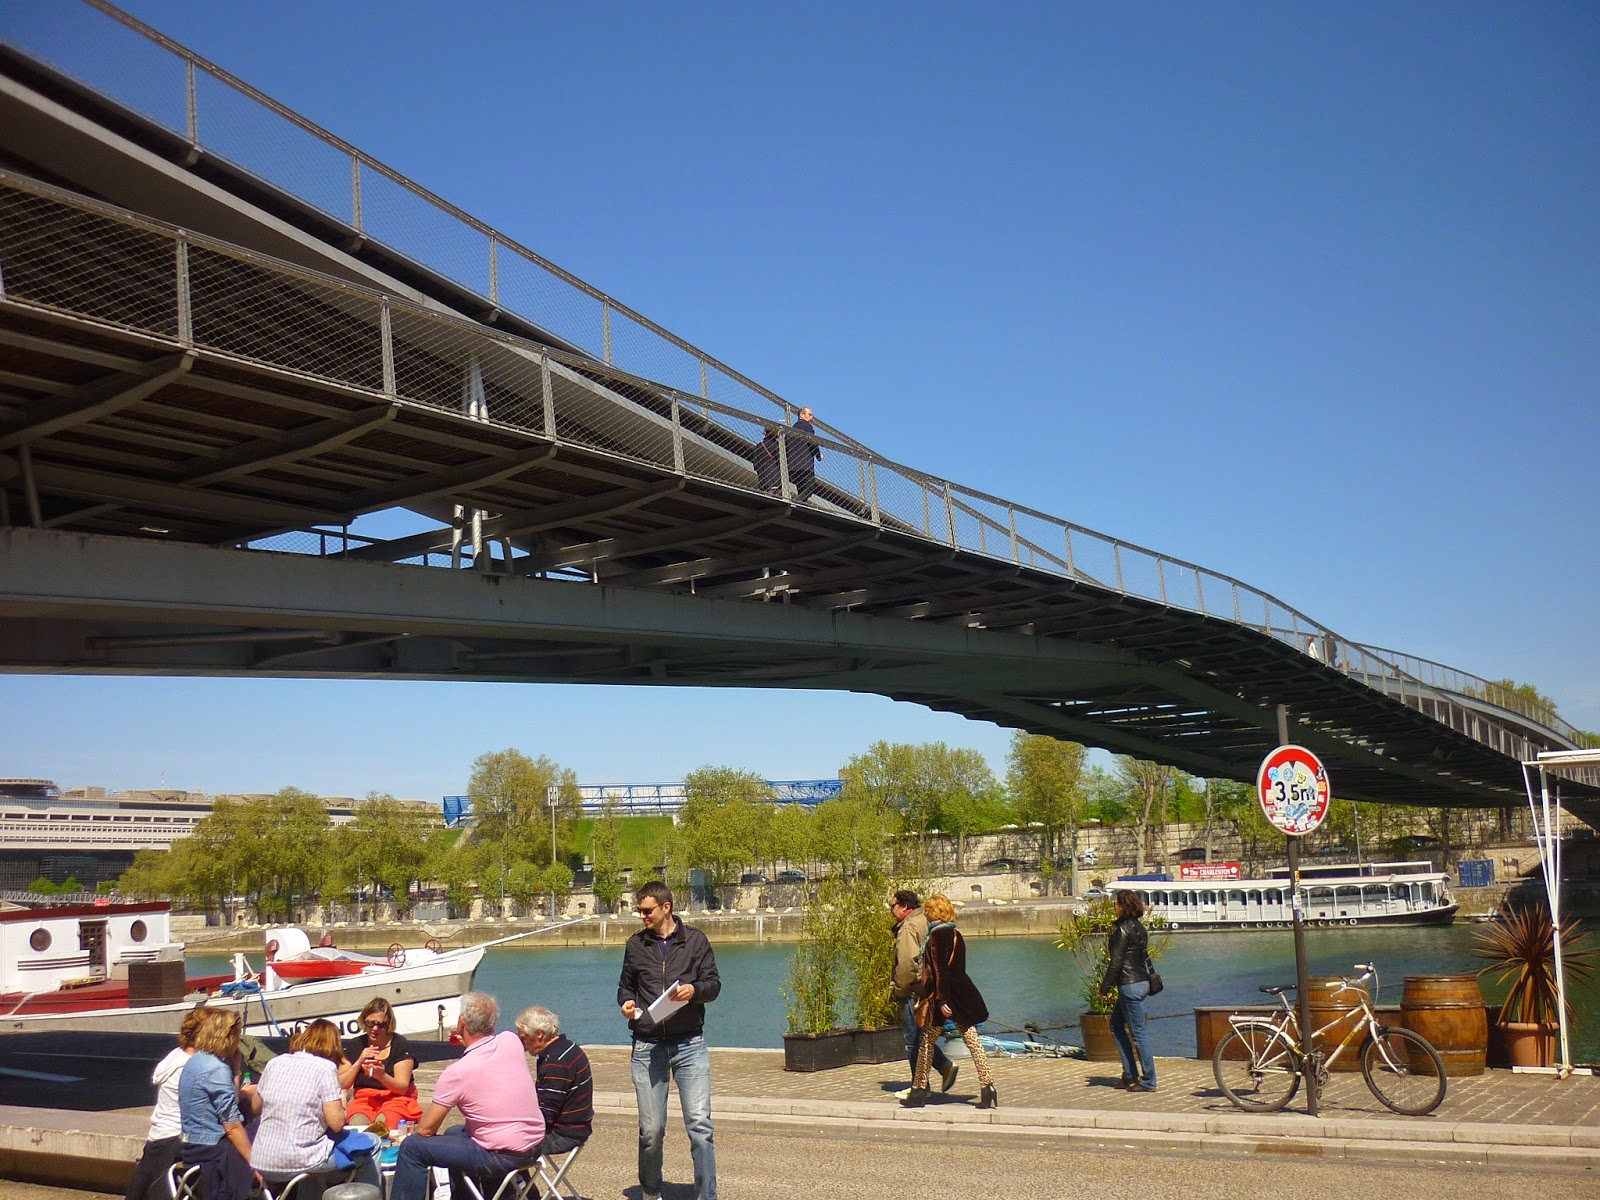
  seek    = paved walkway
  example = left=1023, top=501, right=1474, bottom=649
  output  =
left=4, top=1046, right=1597, bottom=1191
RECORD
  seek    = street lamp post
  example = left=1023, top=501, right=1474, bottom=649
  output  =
left=547, top=790, right=560, bottom=920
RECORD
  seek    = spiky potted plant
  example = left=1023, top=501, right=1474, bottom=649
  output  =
left=1473, top=900, right=1596, bottom=1068
left=1056, top=897, right=1129, bottom=1061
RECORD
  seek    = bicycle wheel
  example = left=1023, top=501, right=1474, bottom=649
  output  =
left=1213, top=1022, right=1302, bottom=1112
left=1361, top=1025, right=1447, bottom=1115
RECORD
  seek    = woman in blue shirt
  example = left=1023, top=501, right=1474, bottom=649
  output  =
left=178, top=1007, right=258, bottom=1200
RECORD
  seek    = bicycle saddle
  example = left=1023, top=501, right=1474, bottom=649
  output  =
left=1259, top=984, right=1296, bottom=995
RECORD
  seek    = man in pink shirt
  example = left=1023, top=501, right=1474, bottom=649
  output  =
left=389, top=992, right=543, bottom=1200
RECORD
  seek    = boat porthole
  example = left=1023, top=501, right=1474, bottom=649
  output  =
left=1347, top=919, right=1357, bottom=926
left=1170, top=922, right=1180, bottom=930
left=130, top=920, right=148, bottom=942
left=29, top=927, right=51, bottom=952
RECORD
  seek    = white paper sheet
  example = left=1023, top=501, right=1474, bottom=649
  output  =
left=647, top=980, right=688, bottom=1023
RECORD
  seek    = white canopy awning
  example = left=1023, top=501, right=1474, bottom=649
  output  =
left=1521, top=749, right=1600, bottom=1076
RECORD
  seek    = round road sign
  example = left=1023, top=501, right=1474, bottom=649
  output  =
left=1256, top=745, right=1331, bottom=836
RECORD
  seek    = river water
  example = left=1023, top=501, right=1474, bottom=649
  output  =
left=194, top=921, right=1599, bottom=1062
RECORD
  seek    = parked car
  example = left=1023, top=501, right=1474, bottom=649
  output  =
left=1176, top=846, right=1208, bottom=863
left=1082, top=888, right=1109, bottom=900
left=738, top=873, right=767, bottom=886
left=1077, top=848, right=1099, bottom=866
left=980, top=857, right=1019, bottom=871
left=775, top=870, right=806, bottom=883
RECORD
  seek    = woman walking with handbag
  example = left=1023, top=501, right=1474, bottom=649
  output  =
left=900, top=894, right=997, bottom=1109
left=1102, top=889, right=1157, bottom=1092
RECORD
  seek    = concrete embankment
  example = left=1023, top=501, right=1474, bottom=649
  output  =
left=181, top=897, right=1083, bottom=954
left=181, top=882, right=1549, bottom=955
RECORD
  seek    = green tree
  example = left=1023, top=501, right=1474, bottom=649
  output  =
left=58, top=875, right=83, bottom=895
left=766, top=804, right=813, bottom=878
left=338, top=793, right=438, bottom=916
left=28, top=876, right=57, bottom=895
left=839, top=740, right=999, bottom=870
left=589, top=800, right=627, bottom=913
left=466, top=748, right=583, bottom=865
left=1114, top=757, right=1180, bottom=872
left=675, top=766, right=775, bottom=889
left=1006, top=732, right=1088, bottom=894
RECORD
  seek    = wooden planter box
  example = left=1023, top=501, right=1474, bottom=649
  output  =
left=783, top=1030, right=856, bottom=1073
left=851, top=1024, right=905, bottom=1065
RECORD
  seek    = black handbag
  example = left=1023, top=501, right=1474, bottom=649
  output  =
left=1145, top=956, right=1164, bottom=996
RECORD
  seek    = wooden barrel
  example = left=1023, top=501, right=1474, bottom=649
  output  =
left=1080, top=1011, right=1121, bottom=1061
left=1401, top=975, right=1487, bottom=1076
left=1307, top=975, right=1369, bottom=1070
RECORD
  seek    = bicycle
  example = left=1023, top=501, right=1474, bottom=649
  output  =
left=1212, top=962, right=1447, bottom=1116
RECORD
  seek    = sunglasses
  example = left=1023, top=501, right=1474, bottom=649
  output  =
left=635, top=904, right=659, bottom=916
left=363, top=1019, right=389, bottom=1030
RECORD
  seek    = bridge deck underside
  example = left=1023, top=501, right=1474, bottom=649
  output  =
left=1, top=270, right=1590, bottom=817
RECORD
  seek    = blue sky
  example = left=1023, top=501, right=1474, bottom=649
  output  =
left=2, top=2, right=1596, bottom=802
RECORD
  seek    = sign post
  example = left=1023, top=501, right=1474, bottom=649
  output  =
left=1257, top=720, right=1331, bottom=1116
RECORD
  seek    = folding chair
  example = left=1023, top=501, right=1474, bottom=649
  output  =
left=534, top=1143, right=586, bottom=1200
left=454, top=1164, right=539, bottom=1200
left=166, top=1164, right=202, bottom=1200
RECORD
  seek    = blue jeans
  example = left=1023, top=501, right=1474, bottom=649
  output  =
left=1111, top=980, right=1156, bottom=1086
left=388, top=1127, right=534, bottom=1200
left=631, top=1036, right=716, bottom=1200
left=900, top=997, right=951, bottom=1077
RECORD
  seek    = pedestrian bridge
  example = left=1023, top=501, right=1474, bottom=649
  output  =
left=0, top=4, right=1594, bottom=821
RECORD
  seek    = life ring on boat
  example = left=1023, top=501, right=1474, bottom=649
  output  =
left=387, top=943, right=407, bottom=968
left=1347, top=918, right=1357, bottom=926
left=265, top=939, right=280, bottom=962
left=1169, top=922, right=1180, bottom=931
left=424, top=938, right=444, bottom=954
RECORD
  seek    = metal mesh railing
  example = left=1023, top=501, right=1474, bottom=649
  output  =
left=0, top=0, right=873, bottom=456
left=0, top=170, right=1591, bottom=768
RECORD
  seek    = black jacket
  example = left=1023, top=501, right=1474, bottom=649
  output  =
left=1101, top=916, right=1151, bottom=992
left=617, top=919, right=721, bottom=1042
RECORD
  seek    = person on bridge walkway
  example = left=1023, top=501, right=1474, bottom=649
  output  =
left=902, top=893, right=997, bottom=1109
left=890, top=889, right=957, bottom=1098
left=753, top=426, right=784, bottom=494
left=1102, top=888, right=1158, bottom=1092
left=619, top=880, right=721, bottom=1200
left=784, top=406, right=822, bottom=501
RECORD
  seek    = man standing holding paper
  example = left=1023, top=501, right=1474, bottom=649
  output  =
left=618, top=881, right=721, bottom=1200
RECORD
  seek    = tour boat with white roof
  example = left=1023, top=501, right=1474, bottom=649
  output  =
left=1112, top=860, right=1457, bottom=931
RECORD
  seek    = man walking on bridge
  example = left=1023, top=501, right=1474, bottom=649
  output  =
left=619, top=881, right=721, bottom=1200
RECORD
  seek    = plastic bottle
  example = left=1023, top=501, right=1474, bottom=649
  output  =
left=395, top=1120, right=409, bottom=1143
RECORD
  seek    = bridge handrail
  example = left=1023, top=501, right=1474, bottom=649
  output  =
left=0, top=0, right=876, bottom=459
left=0, top=168, right=1590, bottom=768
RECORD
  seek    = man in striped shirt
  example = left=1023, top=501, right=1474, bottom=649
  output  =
left=515, top=1006, right=593, bottom=1157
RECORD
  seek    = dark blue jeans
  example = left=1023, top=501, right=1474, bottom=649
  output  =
left=1111, top=980, right=1156, bottom=1086
left=388, top=1127, right=533, bottom=1200
left=900, top=997, right=951, bottom=1077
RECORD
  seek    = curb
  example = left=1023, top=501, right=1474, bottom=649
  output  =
left=591, top=1091, right=1600, bottom=1170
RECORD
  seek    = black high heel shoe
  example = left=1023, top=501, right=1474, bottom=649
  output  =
left=977, top=1084, right=998, bottom=1109
left=900, top=1087, right=930, bottom=1108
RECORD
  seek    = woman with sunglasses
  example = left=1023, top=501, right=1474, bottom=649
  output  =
left=338, top=998, right=422, bottom=1127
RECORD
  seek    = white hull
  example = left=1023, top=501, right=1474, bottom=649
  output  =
left=1, top=946, right=482, bottom=1038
